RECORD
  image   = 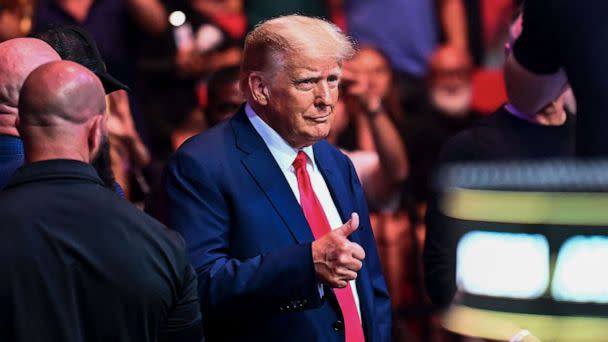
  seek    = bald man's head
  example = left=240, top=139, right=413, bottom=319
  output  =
left=19, top=60, right=106, bottom=127
left=0, top=38, right=61, bottom=109
left=0, top=37, right=60, bottom=136
left=18, top=61, right=106, bottom=163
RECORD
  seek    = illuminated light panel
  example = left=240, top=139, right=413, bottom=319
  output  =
left=552, top=236, right=608, bottom=303
left=457, top=231, right=549, bottom=298
left=169, top=11, right=186, bottom=27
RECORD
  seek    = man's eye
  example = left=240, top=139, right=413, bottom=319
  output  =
left=295, top=79, right=317, bottom=90
left=328, top=76, right=340, bottom=87
left=299, top=79, right=316, bottom=84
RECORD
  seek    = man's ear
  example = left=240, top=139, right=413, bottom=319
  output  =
left=87, top=115, right=105, bottom=163
left=248, top=72, right=269, bottom=106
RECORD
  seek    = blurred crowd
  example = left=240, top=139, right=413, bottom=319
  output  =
left=0, top=0, right=545, bottom=340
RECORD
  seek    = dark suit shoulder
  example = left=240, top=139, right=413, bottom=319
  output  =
left=314, top=140, right=352, bottom=167
left=176, top=120, right=235, bottom=159
left=168, top=121, right=236, bottom=182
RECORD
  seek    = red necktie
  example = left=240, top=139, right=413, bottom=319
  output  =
left=293, top=151, right=365, bottom=342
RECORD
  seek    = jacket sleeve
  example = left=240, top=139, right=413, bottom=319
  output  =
left=158, top=234, right=203, bottom=342
left=163, top=151, right=323, bottom=321
left=423, top=137, right=472, bottom=307
left=423, top=193, right=458, bottom=308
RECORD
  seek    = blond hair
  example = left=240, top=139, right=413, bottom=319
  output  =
left=241, top=15, right=354, bottom=79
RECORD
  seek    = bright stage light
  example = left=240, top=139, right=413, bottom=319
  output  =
left=457, top=231, right=550, bottom=299
left=552, top=235, right=608, bottom=303
left=169, top=11, right=186, bottom=27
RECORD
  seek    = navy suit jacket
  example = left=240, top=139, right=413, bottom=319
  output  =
left=0, top=135, right=25, bottom=190
left=164, top=108, right=391, bottom=341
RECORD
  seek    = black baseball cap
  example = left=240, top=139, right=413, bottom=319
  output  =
left=33, top=25, right=130, bottom=94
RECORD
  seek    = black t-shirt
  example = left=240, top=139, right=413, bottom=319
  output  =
left=402, top=109, right=478, bottom=203
left=0, top=160, right=202, bottom=342
left=439, top=106, right=575, bottom=163
left=513, top=0, right=608, bottom=157
left=423, top=105, right=575, bottom=307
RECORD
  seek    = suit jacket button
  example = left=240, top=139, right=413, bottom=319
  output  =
left=333, top=320, right=344, bottom=331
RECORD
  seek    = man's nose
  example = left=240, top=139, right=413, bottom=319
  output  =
left=314, top=81, right=332, bottom=104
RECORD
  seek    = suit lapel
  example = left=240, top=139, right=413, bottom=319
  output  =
left=231, top=108, right=314, bottom=244
left=314, top=143, right=375, bottom=339
left=313, top=142, right=362, bottom=245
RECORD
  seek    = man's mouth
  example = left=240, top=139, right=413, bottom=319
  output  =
left=307, top=115, right=330, bottom=123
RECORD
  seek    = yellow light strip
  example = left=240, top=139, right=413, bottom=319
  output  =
left=441, top=304, right=608, bottom=341
left=441, top=189, right=608, bottom=226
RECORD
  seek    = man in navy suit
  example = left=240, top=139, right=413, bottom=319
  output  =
left=164, top=15, right=391, bottom=341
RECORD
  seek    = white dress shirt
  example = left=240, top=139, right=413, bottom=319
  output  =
left=245, top=104, right=361, bottom=315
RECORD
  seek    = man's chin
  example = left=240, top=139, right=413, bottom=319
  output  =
left=308, top=128, right=332, bottom=144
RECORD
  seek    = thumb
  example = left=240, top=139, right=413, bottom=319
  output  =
left=337, top=213, right=359, bottom=237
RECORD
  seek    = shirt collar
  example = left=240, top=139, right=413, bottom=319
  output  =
left=5, top=159, right=104, bottom=190
left=245, top=103, right=316, bottom=172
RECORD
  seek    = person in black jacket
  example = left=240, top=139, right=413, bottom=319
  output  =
left=423, top=13, right=575, bottom=307
left=0, top=60, right=202, bottom=342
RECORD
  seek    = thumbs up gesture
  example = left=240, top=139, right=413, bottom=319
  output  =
left=312, top=213, right=366, bottom=288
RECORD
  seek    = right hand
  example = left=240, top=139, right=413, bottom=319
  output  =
left=312, top=213, right=366, bottom=288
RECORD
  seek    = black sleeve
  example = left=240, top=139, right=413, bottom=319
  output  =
left=422, top=131, right=476, bottom=307
left=423, top=191, right=458, bottom=308
left=513, top=0, right=561, bottom=74
left=158, top=245, right=203, bottom=342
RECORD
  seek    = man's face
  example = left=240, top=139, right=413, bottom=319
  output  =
left=428, top=60, right=473, bottom=118
left=351, top=48, right=391, bottom=99
left=540, top=92, right=566, bottom=117
left=262, top=53, right=341, bottom=148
